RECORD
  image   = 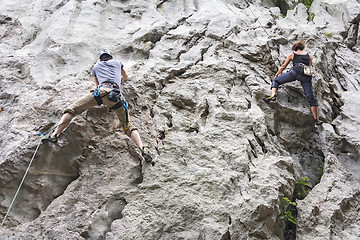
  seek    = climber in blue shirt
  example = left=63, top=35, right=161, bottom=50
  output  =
left=42, top=50, right=153, bottom=162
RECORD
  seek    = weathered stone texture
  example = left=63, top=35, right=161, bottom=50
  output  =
left=0, top=0, right=359, bottom=239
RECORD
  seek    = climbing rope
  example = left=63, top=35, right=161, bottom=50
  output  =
left=0, top=136, right=44, bottom=230
left=245, top=1, right=321, bottom=81
left=245, top=0, right=319, bottom=98
left=36, top=118, right=72, bottom=137
left=245, top=0, right=287, bottom=60
left=0, top=119, right=72, bottom=229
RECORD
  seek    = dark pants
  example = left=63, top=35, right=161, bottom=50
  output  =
left=271, top=66, right=318, bottom=106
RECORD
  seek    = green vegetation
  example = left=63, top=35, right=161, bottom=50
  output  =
left=280, top=210, right=297, bottom=225
left=298, top=0, right=315, bottom=9
left=324, top=32, right=333, bottom=38
left=280, top=197, right=297, bottom=225
left=281, top=0, right=314, bottom=19
left=240, top=222, right=250, bottom=231
left=307, top=12, right=315, bottom=22
left=296, top=177, right=311, bottom=199
left=283, top=197, right=297, bottom=207
left=296, top=177, right=309, bottom=186
left=317, top=164, right=324, bottom=180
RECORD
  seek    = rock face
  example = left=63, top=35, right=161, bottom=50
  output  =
left=0, top=0, right=359, bottom=239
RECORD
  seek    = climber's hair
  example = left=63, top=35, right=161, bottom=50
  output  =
left=292, top=40, right=305, bottom=51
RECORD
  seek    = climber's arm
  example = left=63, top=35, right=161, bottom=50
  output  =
left=94, top=76, right=99, bottom=86
left=121, top=68, right=128, bottom=81
left=274, top=53, right=293, bottom=78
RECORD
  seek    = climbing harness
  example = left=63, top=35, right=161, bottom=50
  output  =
left=93, top=82, right=119, bottom=107
left=1, top=82, right=131, bottom=228
left=245, top=2, right=322, bottom=88
left=93, top=86, right=102, bottom=106
left=123, top=101, right=129, bottom=131
left=245, top=1, right=321, bottom=81
left=92, top=83, right=131, bottom=130
left=92, top=81, right=119, bottom=105
left=110, top=97, right=130, bottom=130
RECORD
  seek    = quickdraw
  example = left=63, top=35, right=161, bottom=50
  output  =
left=93, top=86, right=103, bottom=106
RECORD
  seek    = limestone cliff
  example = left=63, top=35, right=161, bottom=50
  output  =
left=0, top=0, right=359, bottom=239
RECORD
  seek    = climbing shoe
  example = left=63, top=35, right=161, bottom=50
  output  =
left=315, top=119, right=323, bottom=126
left=41, top=135, right=58, bottom=143
left=263, top=95, right=277, bottom=103
left=141, top=147, right=153, bottom=162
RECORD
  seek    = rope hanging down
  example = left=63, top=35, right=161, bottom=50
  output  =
left=0, top=137, right=44, bottom=230
left=245, top=0, right=287, bottom=60
left=0, top=119, right=71, bottom=230
left=245, top=2, right=319, bottom=98
left=246, top=2, right=319, bottom=81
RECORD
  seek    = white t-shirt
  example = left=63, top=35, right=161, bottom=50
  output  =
left=91, top=59, right=123, bottom=87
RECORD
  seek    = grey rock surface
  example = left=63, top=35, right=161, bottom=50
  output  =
left=0, top=0, right=359, bottom=239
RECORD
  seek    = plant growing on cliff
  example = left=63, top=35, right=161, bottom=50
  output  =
left=296, top=177, right=311, bottom=199
left=296, top=177, right=309, bottom=186
left=324, top=32, right=333, bottom=38
left=281, top=210, right=296, bottom=225
left=307, top=12, right=315, bottom=22
left=298, top=0, right=314, bottom=9
left=280, top=197, right=297, bottom=225
left=317, top=164, right=324, bottom=180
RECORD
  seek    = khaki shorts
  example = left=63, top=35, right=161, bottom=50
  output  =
left=64, top=87, right=137, bottom=137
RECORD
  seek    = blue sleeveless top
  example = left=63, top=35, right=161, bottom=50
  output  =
left=293, top=52, right=310, bottom=66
